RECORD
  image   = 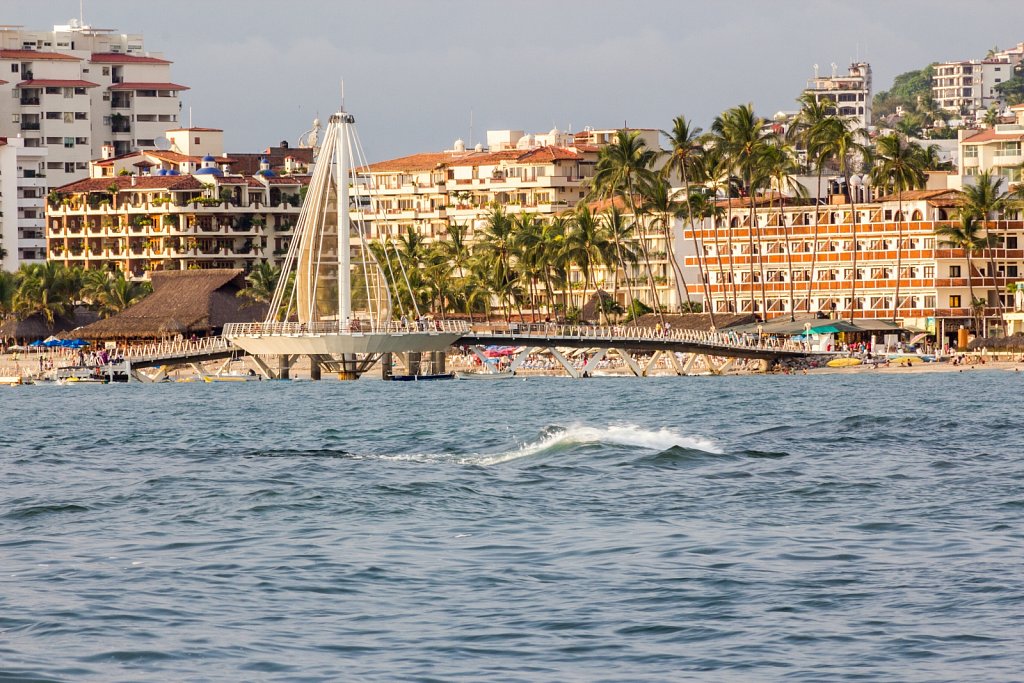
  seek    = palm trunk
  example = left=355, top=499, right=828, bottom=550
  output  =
left=779, top=192, right=796, bottom=321
left=984, top=217, right=1007, bottom=335
left=751, top=196, right=768, bottom=318
left=892, top=195, right=904, bottom=324
left=805, top=168, right=823, bottom=314
left=665, top=211, right=693, bottom=311
left=966, top=251, right=978, bottom=332
left=725, top=200, right=738, bottom=312
left=682, top=167, right=716, bottom=329
left=847, top=172, right=859, bottom=323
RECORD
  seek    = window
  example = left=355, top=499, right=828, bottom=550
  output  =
left=950, top=295, right=961, bottom=308
left=1008, top=237, right=1018, bottom=249
left=63, top=88, right=73, bottom=99
left=924, top=296, right=936, bottom=309
left=194, top=136, right=201, bottom=144
left=924, top=265, right=935, bottom=278
left=63, top=137, right=74, bottom=148
left=11, top=64, right=18, bottom=72
left=75, top=112, right=87, bottom=120
left=45, top=111, right=60, bottom=119
left=950, top=265, right=961, bottom=277
left=1009, top=265, right=1019, bottom=278
left=63, top=112, right=73, bottom=123
left=102, top=66, right=110, bottom=76
left=963, top=145, right=978, bottom=159
left=11, top=113, right=19, bottom=123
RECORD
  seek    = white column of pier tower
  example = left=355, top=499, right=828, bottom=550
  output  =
left=223, top=109, right=468, bottom=379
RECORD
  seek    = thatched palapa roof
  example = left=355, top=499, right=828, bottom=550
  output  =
left=72, top=269, right=268, bottom=340
left=0, top=307, right=99, bottom=342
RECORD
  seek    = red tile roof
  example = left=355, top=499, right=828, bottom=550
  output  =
left=962, top=128, right=1024, bottom=143
left=108, top=82, right=189, bottom=91
left=0, top=49, right=80, bottom=61
left=56, top=175, right=206, bottom=193
left=517, top=146, right=583, bottom=162
left=16, top=79, right=99, bottom=88
left=90, top=52, right=172, bottom=64
left=364, top=151, right=460, bottom=173
left=165, top=127, right=221, bottom=132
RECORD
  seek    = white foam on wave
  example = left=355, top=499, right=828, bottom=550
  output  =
left=321, top=424, right=720, bottom=467
left=472, top=424, right=722, bottom=466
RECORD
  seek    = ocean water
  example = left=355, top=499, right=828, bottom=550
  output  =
left=2, top=372, right=1024, bottom=681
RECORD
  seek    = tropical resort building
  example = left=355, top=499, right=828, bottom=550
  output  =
left=932, top=43, right=1024, bottom=118
left=803, top=62, right=873, bottom=130
left=360, top=127, right=689, bottom=311
left=958, top=104, right=1024, bottom=187
left=0, top=21, right=187, bottom=189
left=45, top=127, right=309, bottom=277
left=681, top=187, right=1024, bottom=343
left=0, top=136, right=48, bottom=270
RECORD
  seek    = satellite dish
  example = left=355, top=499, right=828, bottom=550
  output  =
left=154, top=136, right=171, bottom=150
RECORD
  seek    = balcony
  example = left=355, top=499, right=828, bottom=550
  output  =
left=19, top=97, right=40, bottom=106
left=20, top=122, right=40, bottom=131
left=962, top=156, right=979, bottom=167
left=993, top=153, right=1023, bottom=166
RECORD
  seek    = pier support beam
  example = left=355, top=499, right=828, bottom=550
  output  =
left=549, top=347, right=580, bottom=379
left=381, top=352, right=393, bottom=380
left=310, top=358, right=322, bottom=381
left=580, top=348, right=608, bottom=377
left=610, top=348, right=643, bottom=377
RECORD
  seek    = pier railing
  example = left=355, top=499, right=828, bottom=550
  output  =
left=123, top=335, right=235, bottom=361
left=222, top=320, right=806, bottom=354
left=223, top=319, right=472, bottom=337
left=465, top=323, right=808, bottom=354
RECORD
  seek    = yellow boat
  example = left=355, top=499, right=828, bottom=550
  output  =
left=0, top=375, right=24, bottom=386
left=826, top=358, right=863, bottom=368
left=202, top=374, right=261, bottom=383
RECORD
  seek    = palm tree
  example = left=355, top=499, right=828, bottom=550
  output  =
left=762, top=141, right=809, bottom=320
left=813, top=116, right=868, bottom=321
left=509, top=212, right=544, bottom=321
left=712, top=104, right=773, bottom=317
left=473, top=207, right=517, bottom=321
left=960, top=170, right=1010, bottom=333
left=561, top=206, right=605, bottom=317
left=237, top=261, right=281, bottom=303
left=599, top=207, right=639, bottom=319
left=697, top=147, right=739, bottom=312
left=641, top=175, right=693, bottom=312
left=792, top=93, right=837, bottom=314
left=0, top=270, right=19, bottom=319
left=936, top=215, right=988, bottom=332
left=589, top=130, right=663, bottom=322
left=871, top=133, right=927, bottom=323
left=13, top=262, right=80, bottom=325
left=96, top=273, right=151, bottom=316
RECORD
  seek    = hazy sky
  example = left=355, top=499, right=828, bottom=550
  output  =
left=7, top=0, right=1024, bottom=160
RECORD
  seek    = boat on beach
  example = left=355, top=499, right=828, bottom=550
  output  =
left=390, top=373, right=455, bottom=382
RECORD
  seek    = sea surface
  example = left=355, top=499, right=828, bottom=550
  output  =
left=2, top=371, right=1023, bottom=682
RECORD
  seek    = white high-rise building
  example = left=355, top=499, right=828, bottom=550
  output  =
left=0, top=21, right=187, bottom=212
left=803, top=62, right=873, bottom=130
left=0, top=136, right=48, bottom=271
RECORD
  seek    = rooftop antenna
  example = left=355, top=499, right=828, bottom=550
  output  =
left=813, top=63, right=819, bottom=78
left=188, top=106, right=192, bottom=128
left=831, top=62, right=838, bottom=77
left=340, top=79, right=345, bottom=112
left=469, top=108, right=473, bottom=148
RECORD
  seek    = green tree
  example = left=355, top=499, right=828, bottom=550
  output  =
left=763, top=140, right=809, bottom=320
left=936, top=215, right=988, bottom=332
left=960, top=170, right=1010, bottom=333
left=713, top=103, right=773, bottom=316
left=589, top=130, right=663, bottom=322
left=661, top=115, right=714, bottom=327
left=871, top=133, right=928, bottom=323
left=237, top=261, right=282, bottom=303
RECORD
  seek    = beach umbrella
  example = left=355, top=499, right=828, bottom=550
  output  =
left=43, top=338, right=63, bottom=348
left=28, top=340, right=45, bottom=348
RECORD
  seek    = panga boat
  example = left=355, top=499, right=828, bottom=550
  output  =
left=455, top=371, right=516, bottom=380
left=390, top=373, right=455, bottom=382
left=203, top=373, right=262, bottom=383
left=826, top=358, right=862, bottom=368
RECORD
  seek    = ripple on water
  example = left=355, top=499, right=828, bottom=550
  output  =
left=1, top=374, right=1023, bottom=680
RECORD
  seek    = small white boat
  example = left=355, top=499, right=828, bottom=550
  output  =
left=0, top=375, right=25, bottom=386
left=203, top=373, right=262, bottom=383
left=455, top=371, right=516, bottom=380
